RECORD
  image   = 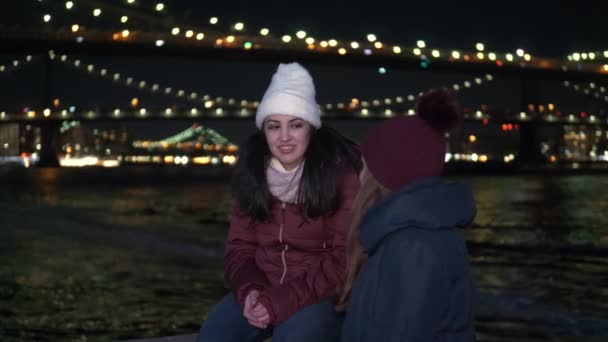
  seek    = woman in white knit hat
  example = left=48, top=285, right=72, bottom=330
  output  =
left=197, top=62, right=362, bottom=342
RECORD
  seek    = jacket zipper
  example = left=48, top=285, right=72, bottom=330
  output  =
left=279, top=202, right=288, bottom=284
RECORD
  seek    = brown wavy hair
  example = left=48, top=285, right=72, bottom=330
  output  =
left=335, top=163, right=389, bottom=311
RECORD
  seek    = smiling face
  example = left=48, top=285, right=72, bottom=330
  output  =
left=263, top=114, right=312, bottom=170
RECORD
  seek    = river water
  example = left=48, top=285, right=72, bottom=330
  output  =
left=1, top=167, right=607, bottom=341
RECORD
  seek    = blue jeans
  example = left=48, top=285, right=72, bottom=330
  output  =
left=197, top=292, right=343, bottom=342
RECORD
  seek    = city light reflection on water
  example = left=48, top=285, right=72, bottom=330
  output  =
left=1, top=168, right=607, bottom=341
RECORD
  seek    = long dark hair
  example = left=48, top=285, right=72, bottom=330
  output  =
left=232, top=125, right=362, bottom=223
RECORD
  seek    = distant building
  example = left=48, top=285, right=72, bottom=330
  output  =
left=93, top=126, right=131, bottom=155
left=59, top=121, right=93, bottom=156
left=0, top=123, right=19, bottom=156
left=562, top=125, right=608, bottom=161
left=19, top=124, right=41, bottom=155
left=58, top=122, right=132, bottom=156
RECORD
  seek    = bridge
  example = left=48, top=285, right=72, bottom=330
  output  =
left=1, top=1, right=607, bottom=166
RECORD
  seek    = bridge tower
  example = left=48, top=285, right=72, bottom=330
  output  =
left=37, top=53, right=60, bottom=167
left=518, top=77, right=550, bottom=165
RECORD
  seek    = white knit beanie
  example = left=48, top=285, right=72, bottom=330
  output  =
left=255, top=62, right=322, bottom=129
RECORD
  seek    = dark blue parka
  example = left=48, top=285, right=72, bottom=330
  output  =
left=341, top=178, right=477, bottom=342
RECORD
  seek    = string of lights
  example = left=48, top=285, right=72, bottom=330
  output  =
left=0, top=55, right=37, bottom=76
left=562, top=80, right=608, bottom=103
left=325, top=74, right=495, bottom=111
left=35, top=0, right=533, bottom=63
left=567, top=51, right=608, bottom=62
left=32, top=1, right=608, bottom=75
left=37, top=0, right=169, bottom=30
left=51, top=52, right=257, bottom=109
left=52, top=51, right=494, bottom=115
left=0, top=52, right=602, bottom=125
left=2, top=104, right=605, bottom=126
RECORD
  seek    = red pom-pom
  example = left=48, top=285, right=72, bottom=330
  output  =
left=416, top=88, right=462, bottom=133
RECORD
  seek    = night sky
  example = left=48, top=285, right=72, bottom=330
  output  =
left=0, top=0, right=605, bottom=142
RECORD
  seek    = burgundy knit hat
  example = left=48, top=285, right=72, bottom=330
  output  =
left=360, top=88, right=462, bottom=191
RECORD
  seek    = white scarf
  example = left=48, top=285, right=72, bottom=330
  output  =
left=266, top=158, right=303, bottom=203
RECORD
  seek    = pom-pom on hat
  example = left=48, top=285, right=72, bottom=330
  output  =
left=360, top=88, right=462, bottom=191
left=256, top=62, right=321, bottom=129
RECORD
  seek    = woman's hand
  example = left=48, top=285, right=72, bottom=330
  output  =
left=243, top=290, right=271, bottom=328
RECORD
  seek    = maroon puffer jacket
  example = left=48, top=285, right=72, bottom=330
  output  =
left=224, top=169, right=359, bottom=325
